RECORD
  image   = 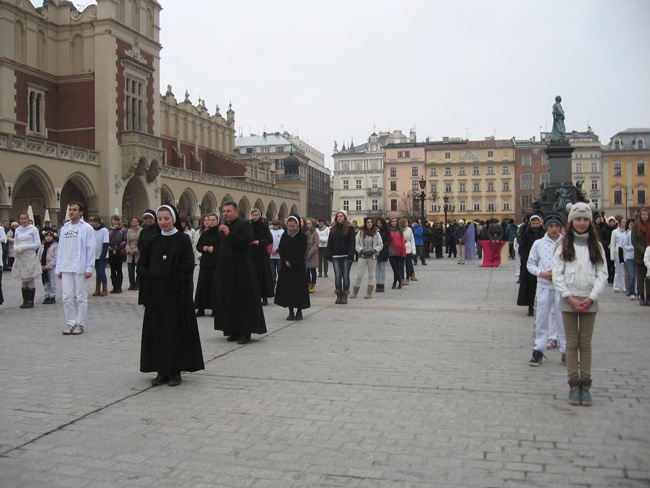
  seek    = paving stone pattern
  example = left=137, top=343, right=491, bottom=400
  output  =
left=0, top=257, right=648, bottom=487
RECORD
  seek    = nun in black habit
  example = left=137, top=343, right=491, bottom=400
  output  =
left=136, top=209, right=159, bottom=306
left=139, top=204, right=204, bottom=387
left=194, top=213, right=219, bottom=316
left=213, top=201, right=267, bottom=344
left=274, top=215, right=310, bottom=320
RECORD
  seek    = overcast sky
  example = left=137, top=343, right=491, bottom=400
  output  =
left=159, top=0, right=650, bottom=168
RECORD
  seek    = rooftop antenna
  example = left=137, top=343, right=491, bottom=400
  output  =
left=465, top=128, right=471, bottom=140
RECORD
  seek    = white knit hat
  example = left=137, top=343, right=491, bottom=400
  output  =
left=566, top=202, right=595, bottom=223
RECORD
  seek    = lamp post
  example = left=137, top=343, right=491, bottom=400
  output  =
left=417, top=176, right=426, bottom=224
left=442, top=195, right=455, bottom=232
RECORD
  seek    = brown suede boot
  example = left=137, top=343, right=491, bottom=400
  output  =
left=92, top=284, right=101, bottom=296
left=350, top=286, right=360, bottom=298
left=335, top=290, right=342, bottom=304
left=101, top=283, right=108, bottom=296
left=340, top=291, right=348, bottom=304
left=364, top=285, right=374, bottom=299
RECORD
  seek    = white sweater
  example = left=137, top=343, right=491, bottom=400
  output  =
left=527, top=233, right=562, bottom=289
left=552, top=233, right=607, bottom=302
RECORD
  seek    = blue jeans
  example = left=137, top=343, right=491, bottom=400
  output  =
left=95, top=259, right=108, bottom=285
left=331, top=257, right=351, bottom=291
left=270, top=258, right=281, bottom=287
left=375, top=260, right=387, bottom=285
left=625, top=259, right=636, bottom=296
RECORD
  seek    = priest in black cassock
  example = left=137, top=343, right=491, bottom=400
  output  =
left=213, top=201, right=267, bottom=344
left=139, top=204, right=204, bottom=387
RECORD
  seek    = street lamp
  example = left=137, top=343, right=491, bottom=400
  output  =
left=417, top=176, right=426, bottom=224
left=442, top=195, right=455, bottom=232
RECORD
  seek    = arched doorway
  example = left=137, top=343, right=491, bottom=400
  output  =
left=266, top=201, right=278, bottom=221
left=178, top=188, right=198, bottom=219
left=278, top=203, right=288, bottom=220
left=161, top=185, right=174, bottom=206
left=290, top=204, right=299, bottom=216
left=122, top=176, right=149, bottom=220
left=13, top=166, right=54, bottom=226
left=199, top=191, right=218, bottom=216
left=238, top=196, right=251, bottom=220
left=60, top=172, right=97, bottom=222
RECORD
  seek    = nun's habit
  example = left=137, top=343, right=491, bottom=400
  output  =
left=139, top=205, right=204, bottom=376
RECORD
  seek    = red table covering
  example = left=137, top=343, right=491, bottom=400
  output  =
left=479, top=240, right=506, bottom=267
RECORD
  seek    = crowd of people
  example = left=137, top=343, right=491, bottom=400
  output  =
left=1, top=203, right=648, bottom=400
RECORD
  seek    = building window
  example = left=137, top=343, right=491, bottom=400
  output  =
left=540, top=174, right=550, bottom=187
left=487, top=200, right=495, bottom=211
left=445, top=183, right=452, bottom=193
left=125, top=76, right=146, bottom=131
left=591, top=180, right=598, bottom=190
left=503, top=199, right=511, bottom=210
left=276, top=159, right=284, bottom=170
left=342, top=162, right=350, bottom=171
left=591, top=199, right=599, bottom=209
left=372, top=199, right=379, bottom=211
left=390, top=167, right=396, bottom=177
left=390, top=199, right=398, bottom=211
left=487, top=166, right=495, bottom=175
left=275, top=146, right=285, bottom=152
left=28, top=87, right=46, bottom=135
left=503, top=181, right=510, bottom=191
left=445, top=152, right=451, bottom=159
left=430, top=167, right=437, bottom=176
left=613, top=163, right=622, bottom=176
left=639, top=189, right=647, bottom=205
left=390, top=181, right=397, bottom=191
left=473, top=182, right=480, bottom=192
left=473, top=166, right=480, bottom=175
left=412, top=167, right=418, bottom=176
left=638, top=162, right=646, bottom=176
left=371, top=178, right=378, bottom=189
left=488, top=151, right=494, bottom=158
left=445, top=167, right=452, bottom=176
left=398, top=151, right=411, bottom=158
left=459, top=182, right=466, bottom=192
left=473, top=200, right=480, bottom=211
left=638, top=139, right=644, bottom=149
left=487, top=182, right=494, bottom=192
left=459, top=200, right=466, bottom=211
left=575, top=162, right=583, bottom=173
left=614, top=140, right=620, bottom=150
left=431, top=183, right=437, bottom=194
left=355, top=200, right=362, bottom=211
left=522, top=155, right=531, bottom=166
left=613, top=190, right=622, bottom=205
left=262, top=147, right=270, bottom=153
left=343, top=180, right=349, bottom=190
left=431, top=202, right=438, bottom=212
left=591, top=162, right=598, bottom=173
left=502, top=165, right=510, bottom=174
left=542, top=155, right=549, bottom=165
left=521, top=195, right=533, bottom=211
left=412, top=180, right=420, bottom=191
left=356, top=179, right=362, bottom=189
left=343, top=200, right=350, bottom=211
left=521, top=174, right=533, bottom=189
left=246, top=147, right=255, bottom=154
left=458, top=166, right=466, bottom=176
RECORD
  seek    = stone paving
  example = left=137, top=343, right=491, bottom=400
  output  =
left=0, top=256, right=649, bottom=488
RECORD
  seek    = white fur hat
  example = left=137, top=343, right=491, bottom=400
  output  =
left=566, top=202, right=595, bottom=223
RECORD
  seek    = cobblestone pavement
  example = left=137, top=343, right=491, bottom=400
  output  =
left=0, top=256, right=649, bottom=488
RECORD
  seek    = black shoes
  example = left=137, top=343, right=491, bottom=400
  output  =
left=151, top=373, right=170, bottom=386
left=238, top=335, right=251, bottom=345
left=529, top=350, right=544, bottom=367
left=227, top=335, right=240, bottom=342
left=286, top=310, right=295, bottom=321
left=294, top=310, right=303, bottom=321
left=168, top=373, right=182, bottom=387
left=527, top=307, right=534, bottom=317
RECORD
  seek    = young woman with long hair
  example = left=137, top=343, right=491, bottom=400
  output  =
left=374, top=217, right=391, bottom=292
left=631, top=207, right=650, bottom=305
left=552, top=203, right=607, bottom=406
left=388, top=217, right=406, bottom=289
left=350, top=217, right=383, bottom=299
left=326, top=211, right=356, bottom=304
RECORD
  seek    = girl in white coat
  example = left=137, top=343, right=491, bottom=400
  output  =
left=553, top=202, right=607, bottom=407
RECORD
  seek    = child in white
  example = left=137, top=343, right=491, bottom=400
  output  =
left=526, top=213, right=565, bottom=366
left=55, top=203, right=96, bottom=335
left=609, top=217, right=627, bottom=293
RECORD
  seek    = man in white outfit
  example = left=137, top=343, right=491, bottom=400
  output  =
left=609, top=217, right=627, bottom=293
left=527, top=213, right=566, bottom=366
left=55, top=202, right=95, bottom=335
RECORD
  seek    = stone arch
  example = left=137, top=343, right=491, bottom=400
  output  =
left=278, top=203, right=288, bottom=220
left=199, top=191, right=218, bottom=216
left=266, top=201, right=278, bottom=221
left=238, top=196, right=251, bottom=220
left=221, top=194, right=234, bottom=209
left=160, top=184, right=174, bottom=205
left=178, top=188, right=198, bottom=219
left=253, top=198, right=265, bottom=216
left=71, top=33, right=83, bottom=73
left=122, top=176, right=149, bottom=220
left=13, top=165, right=55, bottom=225
left=62, top=172, right=98, bottom=217
left=290, top=204, right=299, bottom=216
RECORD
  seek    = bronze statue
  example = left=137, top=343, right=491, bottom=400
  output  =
left=575, top=180, right=588, bottom=202
left=532, top=182, right=546, bottom=212
left=550, top=96, right=567, bottom=142
left=552, top=186, right=571, bottom=213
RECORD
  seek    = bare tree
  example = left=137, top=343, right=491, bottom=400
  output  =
left=397, top=191, right=417, bottom=220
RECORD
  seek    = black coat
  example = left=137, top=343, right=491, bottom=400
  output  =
left=326, top=224, right=356, bottom=260
left=250, top=219, right=274, bottom=298
left=139, top=231, right=204, bottom=374
left=213, top=217, right=267, bottom=337
left=516, top=225, right=544, bottom=307
left=137, top=223, right=160, bottom=305
left=274, top=231, right=310, bottom=309
left=194, top=227, right=219, bottom=311
left=377, top=226, right=392, bottom=262
left=431, top=227, right=444, bottom=246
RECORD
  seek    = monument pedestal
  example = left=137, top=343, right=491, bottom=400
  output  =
left=537, top=141, right=577, bottom=216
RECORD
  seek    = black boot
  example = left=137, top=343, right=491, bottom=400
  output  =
left=295, top=309, right=303, bottom=321
left=286, top=308, right=295, bottom=320
left=26, top=288, right=35, bottom=308
left=262, top=297, right=268, bottom=306
left=19, top=288, right=29, bottom=308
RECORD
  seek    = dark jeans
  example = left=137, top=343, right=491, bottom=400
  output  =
left=415, top=245, right=426, bottom=264
left=405, top=253, right=414, bottom=278
left=389, top=256, right=405, bottom=285
left=306, top=267, right=317, bottom=285
left=331, top=257, right=351, bottom=291
left=318, top=247, right=329, bottom=275
left=270, top=259, right=281, bottom=287
left=636, top=263, right=649, bottom=300
left=127, top=261, right=139, bottom=288
left=109, top=255, right=124, bottom=290
left=434, top=245, right=443, bottom=258
left=95, top=258, right=108, bottom=284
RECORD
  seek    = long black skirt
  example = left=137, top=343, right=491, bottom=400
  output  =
left=194, top=266, right=216, bottom=312
left=252, top=254, right=274, bottom=298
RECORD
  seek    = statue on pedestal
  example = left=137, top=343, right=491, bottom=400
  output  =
left=550, top=96, right=567, bottom=142
left=552, top=186, right=571, bottom=213
left=575, top=180, right=588, bottom=202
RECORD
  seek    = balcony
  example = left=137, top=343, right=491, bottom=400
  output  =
left=367, top=188, right=383, bottom=196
